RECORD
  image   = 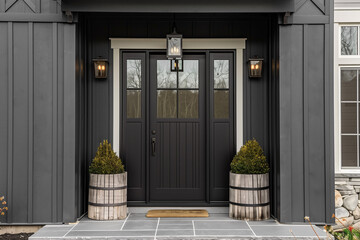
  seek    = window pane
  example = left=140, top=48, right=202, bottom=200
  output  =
left=359, top=70, right=360, bottom=101
left=179, top=60, right=199, bottom=88
left=214, top=60, right=229, bottom=89
left=341, top=26, right=358, bottom=55
left=157, top=60, right=177, bottom=88
left=341, top=103, right=357, bottom=133
left=157, top=90, right=177, bottom=118
left=342, top=135, right=357, bottom=167
left=127, top=90, right=141, bottom=118
left=127, top=60, right=141, bottom=88
left=341, top=70, right=357, bottom=101
left=214, top=90, right=229, bottom=118
left=179, top=90, right=199, bottom=118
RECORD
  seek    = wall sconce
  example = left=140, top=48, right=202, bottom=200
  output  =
left=166, top=28, right=183, bottom=60
left=171, top=59, right=183, bottom=72
left=248, top=57, right=264, bottom=78
left=93, top=58, right=108, bottom=79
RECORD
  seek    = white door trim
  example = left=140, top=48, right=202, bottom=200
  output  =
left=110, top=38, right=246, bottom=156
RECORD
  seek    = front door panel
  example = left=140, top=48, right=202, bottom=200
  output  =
left=121, top=51, right=235, bottom=204
left=149, top=54, right=206, bottom=202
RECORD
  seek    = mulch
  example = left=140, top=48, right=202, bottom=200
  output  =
left=0, top=233, right=33, bottom=240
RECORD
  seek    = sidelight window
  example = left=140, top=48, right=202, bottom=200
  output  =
left=157, top=59, right=199, bottom=119
left=214, top=60, right=230, bottom=119
left=126, top=59, right=142, bottom=118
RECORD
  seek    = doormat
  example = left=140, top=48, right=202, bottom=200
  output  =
left=146, top=209, right=209, bottom=218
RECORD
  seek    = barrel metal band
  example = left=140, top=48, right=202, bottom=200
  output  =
left=88, top=202, right=127, bottom=207
left=229, top=186, right=269, bottom=191
left=229, top=201, right=270, bottom=207
left=89, top=186, right=127, bottom=190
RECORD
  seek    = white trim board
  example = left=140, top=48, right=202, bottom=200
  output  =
left=334, top=22, right=360, bottom=173
left=110, top=38, right=246, bottom=156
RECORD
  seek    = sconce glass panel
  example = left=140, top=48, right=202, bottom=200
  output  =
left=93, top=60, right=108, bottom=79
left=248, top=59, right=263, bottom=78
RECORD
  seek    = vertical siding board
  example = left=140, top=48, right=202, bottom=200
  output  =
left=57, top=23, right=64, bottom=223
left=307, top=25, right=326, bottom=223
left=290, top=25, right=305, bottom=222
left=28, top=22, right=34, bottom=223
left=63, top=24, right=76, bottom=222
left=279, top=26, right=293, bottom=222
left=0, top=22, right=9, bottom=223
left=33, top=23, right=53, bottom=222
left=13, top=22, right=29, bottom=223
left=7, top=22, right=13, bottom=223
left=52, top=22, right=58, bottom=223
left=303, top=24, right=310, bottom=220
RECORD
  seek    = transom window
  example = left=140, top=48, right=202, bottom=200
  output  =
left=341, top=25, right=360, bottom=56
left=341, top=68, right=360, bottom=167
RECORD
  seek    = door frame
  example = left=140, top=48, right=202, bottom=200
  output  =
left=111, top=38, right=246, bottom=156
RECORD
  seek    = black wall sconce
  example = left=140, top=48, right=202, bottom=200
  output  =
left=171, top=59, right=183, bottom=72
left=93, top=58, right=108, bottom=79
left=248, top=57, right=264, bottom=78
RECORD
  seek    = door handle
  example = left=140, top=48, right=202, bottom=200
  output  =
left=151, top=138, right=156, bottom=156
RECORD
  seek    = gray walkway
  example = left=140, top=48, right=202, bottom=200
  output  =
left=30, top=213, right=330, bottom=240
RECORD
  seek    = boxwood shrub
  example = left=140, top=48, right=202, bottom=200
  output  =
left=89, top=140, right=125, bottom=174
left=230, top=139, right=269, bottom=174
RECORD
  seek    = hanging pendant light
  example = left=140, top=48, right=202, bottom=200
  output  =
left=166, top=27, right=183, bottom=60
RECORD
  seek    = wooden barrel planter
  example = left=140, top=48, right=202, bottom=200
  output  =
left=88, top=172, right=127, bottom=220
left=229, top=172, right=270, bottom=221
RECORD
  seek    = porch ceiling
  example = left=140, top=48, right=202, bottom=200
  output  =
left=61, top=0, right=295, bottom=13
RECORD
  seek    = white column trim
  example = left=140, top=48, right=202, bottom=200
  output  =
left=236, top=48, right=243, bottom=151
left=110, top=38, right=247, bottom=156
left=113, top=48, right=120, bottom=156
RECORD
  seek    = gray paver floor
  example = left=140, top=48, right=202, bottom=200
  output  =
left=30, top=213, right=331, bottom=240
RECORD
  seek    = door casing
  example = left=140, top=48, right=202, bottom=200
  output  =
left=112, top=38, right=246, bottom=205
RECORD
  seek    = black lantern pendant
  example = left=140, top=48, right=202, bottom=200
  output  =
left=248, top=57, right=264, bottom=78
left=166, top=27, right=183, bottom=60
left=93, top=58, right=108, bottom=79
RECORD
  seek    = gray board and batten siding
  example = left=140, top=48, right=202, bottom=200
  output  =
left=278, top=0, right=335, bottom=224
left=0, top=0, right=78, bottom=224
left=0, top=0, right=334, bottom=224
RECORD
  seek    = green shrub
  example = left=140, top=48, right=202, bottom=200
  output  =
left=89, top=140, right=125, bottom=174
left=230, top=139, right=269, bottom=174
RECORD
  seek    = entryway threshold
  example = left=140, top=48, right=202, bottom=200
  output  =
left=128, top=206, right=228, bottom=214
left=29, top=210, right=331, bottom=240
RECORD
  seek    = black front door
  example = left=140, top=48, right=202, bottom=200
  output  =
left=149, top=54, right=206, bottom=202
left=121, top=51, right=235, bottom=205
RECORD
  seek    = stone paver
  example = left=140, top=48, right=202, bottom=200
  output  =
left=29, top=212, right=330, bottom=240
